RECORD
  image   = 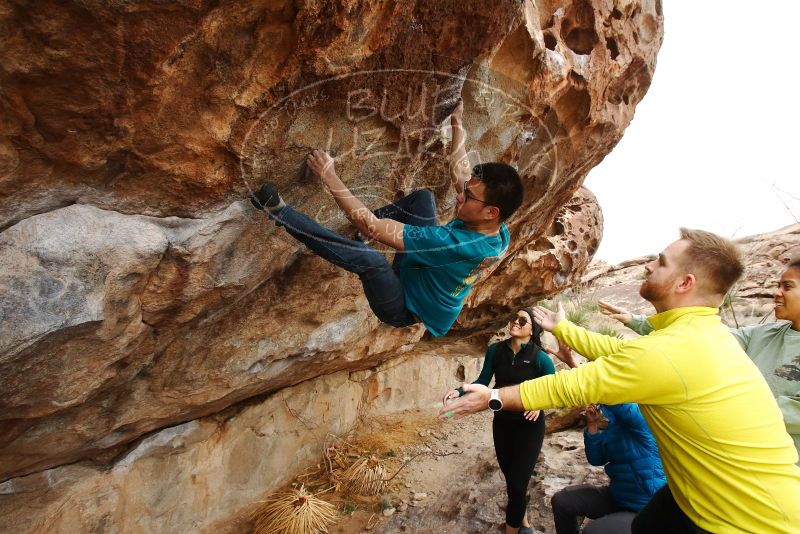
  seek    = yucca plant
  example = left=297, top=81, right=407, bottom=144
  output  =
left=250, top=485, right=338, bottom=534
left=565, top=304, right=591, bottom=328
left=339, top=456, right=387, bottom=496
left=593, top=324, right=624, bottom=338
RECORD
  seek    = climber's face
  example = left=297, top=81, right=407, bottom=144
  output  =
left=456, top=178, right=497, bottom=222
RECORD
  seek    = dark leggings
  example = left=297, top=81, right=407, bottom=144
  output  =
left=271, top=189, right=437, bottom=326
left=632, top=485, right=710, bottom=534
left=493, top=414, right=546, bottom=528
left=551, top=484, right=630, bottom=534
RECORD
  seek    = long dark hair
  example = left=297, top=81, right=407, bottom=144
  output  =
left=520, top=307, right=543, bottom=349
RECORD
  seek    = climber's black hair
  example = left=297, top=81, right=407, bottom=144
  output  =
left=472, top=163, right=524, bottom=221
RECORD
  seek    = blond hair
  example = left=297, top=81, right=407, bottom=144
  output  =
left=678, top=228, right=744, bottom=296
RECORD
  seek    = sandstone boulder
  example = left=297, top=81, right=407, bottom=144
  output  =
left=0, top=0, right=663, bottom=497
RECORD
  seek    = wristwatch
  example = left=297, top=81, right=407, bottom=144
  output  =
left=488, top=389, right=503, bottom=411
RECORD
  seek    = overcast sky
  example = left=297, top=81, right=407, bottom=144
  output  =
left=584, top=1, right=800, bottom=264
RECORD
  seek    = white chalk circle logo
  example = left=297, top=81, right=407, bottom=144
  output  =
left=239, top=67, right=559, bottom=256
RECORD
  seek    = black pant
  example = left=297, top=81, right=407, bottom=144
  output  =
left=551, top=484, right=626, bottom=534
left=632, top=485, right=710, bottom=534
left=493, top=414, right=546, bottom=528
left=272, top=189, right=436, bottom=326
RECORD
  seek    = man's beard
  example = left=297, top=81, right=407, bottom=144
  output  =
left=639, top=277, right=673, bottom=303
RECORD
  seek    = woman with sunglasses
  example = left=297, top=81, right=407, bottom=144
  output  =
left=442, top=307, right=556, bottom=534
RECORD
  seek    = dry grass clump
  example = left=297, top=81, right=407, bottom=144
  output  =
left=353, top=414, right=434, bottom=452
left=250, top=485, right=338, bottom=534
left=321, top=415, right=431, bottom=498
left=339, top=456, right=387, bottom=496
left=324, top=436, right=388, bottom=497
left=248, top=413, right=458, bottom=532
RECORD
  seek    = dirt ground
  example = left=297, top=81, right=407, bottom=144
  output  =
left=324, top=409, right=606, bottom=534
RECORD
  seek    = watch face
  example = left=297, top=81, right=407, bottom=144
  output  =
left=488, top=398, right=502, bottom=410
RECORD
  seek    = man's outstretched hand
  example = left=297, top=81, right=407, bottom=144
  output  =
left=533, top=302, right=566, bottom=332
left=544, top=338, right=580, bottom=369
left=437, top=383, right=490, bottom=420
left=306, top=149, right=338, bottom=189
left=598, top=300, right=633, bottom=325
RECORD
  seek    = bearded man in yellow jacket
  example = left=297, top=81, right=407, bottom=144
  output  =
left=440, top=228, right=800, bottom=534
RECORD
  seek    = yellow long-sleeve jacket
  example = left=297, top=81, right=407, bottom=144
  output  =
left=520, top=306, right=800, bottom=533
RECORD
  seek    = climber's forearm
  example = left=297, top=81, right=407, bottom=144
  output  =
left=324, top=172, right=405, bottom=250
left=449, top=117, right=469, bottom=194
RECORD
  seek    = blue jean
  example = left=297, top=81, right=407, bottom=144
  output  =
left=272, top=189, right=437, bottom=327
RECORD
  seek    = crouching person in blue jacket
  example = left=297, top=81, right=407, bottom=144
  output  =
left=550, top=402, right=666, bottom=534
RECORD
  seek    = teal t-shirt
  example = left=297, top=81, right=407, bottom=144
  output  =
left=400, top=219, right=509, bottom=336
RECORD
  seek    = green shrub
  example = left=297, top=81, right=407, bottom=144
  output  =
left=537, top=299, right=556, bottom=312
left=379, top=495, right=393, bottom=510
left=722, top=287, right=741, bottom=328
left=594, top=324, right=624, bottom=338
left=565, top=305, right=590, bottom=328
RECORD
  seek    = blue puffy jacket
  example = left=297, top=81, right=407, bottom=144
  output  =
left=583, top=403, right=666, bottom=512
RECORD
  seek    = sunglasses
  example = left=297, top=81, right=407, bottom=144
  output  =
left=463, top=179, right=493, bottom=206
left=509, top=316, right=529, bottom=327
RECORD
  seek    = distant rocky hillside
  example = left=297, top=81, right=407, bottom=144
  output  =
left=581, top=224, right=800, bottom=327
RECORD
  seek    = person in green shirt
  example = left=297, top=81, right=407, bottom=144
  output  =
left=598, top=256, right=800, bottom=460
left=439, top=228, right=800, bottom=533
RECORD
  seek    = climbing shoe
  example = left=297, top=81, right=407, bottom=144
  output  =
left=250, top=181, right=286, bottom=213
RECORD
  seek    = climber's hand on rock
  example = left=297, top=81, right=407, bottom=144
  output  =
left=307, top=149, right=338, bottom=188
left=451, top=99, right=464, bottom=123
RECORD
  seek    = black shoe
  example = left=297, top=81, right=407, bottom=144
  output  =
left=518, top=527, right=534, bottom=534
left=250, top=181, right=284, bottom=211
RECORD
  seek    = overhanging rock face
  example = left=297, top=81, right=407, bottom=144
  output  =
left=0, top=0, right=662, bottom=494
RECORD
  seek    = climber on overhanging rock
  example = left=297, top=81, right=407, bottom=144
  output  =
left=249, top=101, right=524, bottom=336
